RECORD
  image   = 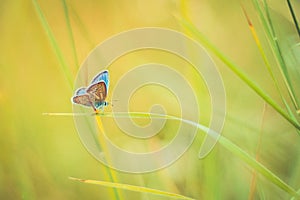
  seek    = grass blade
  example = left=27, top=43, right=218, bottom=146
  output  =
left=177, top=17, right=300, bottom=131
left=241, top=4, right=276, bottom=82
left=61, top=0, right=79, bottom=69
left=263, top=0, right=299, bottom=110
left=218, top=132, right=299, bottom=199
left=287, top=0, right=300, bottom=38
left=94, top=110, right=122, bottom=200
left=69, top=177, right=195, bottom=200
left=253, top=0, right=300, bottom=111
left=242, top=4, right=300, bottom=135
left=32, top=0, right=73, bottom=88
left=291, top=189, right=300, bottom=200
left=47, top=111, right=300, bottom=198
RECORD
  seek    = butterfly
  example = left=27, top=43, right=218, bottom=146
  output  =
left=72, top=70, right=109, bottom=111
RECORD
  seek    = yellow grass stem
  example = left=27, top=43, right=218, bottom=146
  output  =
left=94, top=110, right=123, bottom=200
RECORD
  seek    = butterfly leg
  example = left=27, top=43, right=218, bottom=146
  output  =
left=86, top=97, right=97, bottom=112
left=91, top=104, right=97, bottom=112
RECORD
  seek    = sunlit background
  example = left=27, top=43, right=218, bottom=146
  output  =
left=1, top=0, right=300, bottom=199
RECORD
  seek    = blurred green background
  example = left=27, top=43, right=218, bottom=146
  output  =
left=1, top=0, right=300, bottom=199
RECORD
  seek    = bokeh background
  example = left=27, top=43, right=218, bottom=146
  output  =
left=1, top=0, right=300, bottom=199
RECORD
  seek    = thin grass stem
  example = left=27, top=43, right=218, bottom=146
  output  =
left=287, top=0, right=300, bottom=38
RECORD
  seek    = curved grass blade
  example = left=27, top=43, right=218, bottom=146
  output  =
left=69, top=177, right=195, bottom=200
left=46, top=111, right=300, bottom=198
left=177, top=17, right=300, bottom=131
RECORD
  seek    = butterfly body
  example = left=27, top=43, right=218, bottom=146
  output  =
left=72, top=70, right=109, bottom=110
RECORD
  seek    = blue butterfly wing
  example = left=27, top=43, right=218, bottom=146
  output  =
left=75, top=87, right=86, bottom=95
left=90, top=70, right=109, bottom=93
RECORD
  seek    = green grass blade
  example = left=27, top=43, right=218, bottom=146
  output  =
left=253, top=0, right=300, bottom=111
left=241, top=5, right=289, bottom=110
left=69, top=177, right=195, bottom=200
left=218, top=135, right=299, bottom=199
left=32, top=0, right=73, bottom=88
left=242, top=5, right=300, bottom=135
left=263, top=0, right=299, bottom=110
left=35, top=1, right=121, bottom=197
left=48, top=111, right=300, bottom=198
left=61, top=0, right=79, bottom=69
left=291, top=189, right=300, bottom=200
left=178, top=116, right=299, bottom=199
left=178, top=17, right=300, bottom=131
